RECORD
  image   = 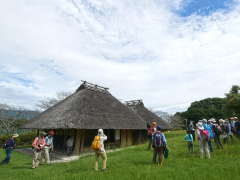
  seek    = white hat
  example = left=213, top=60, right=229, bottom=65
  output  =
left=234, top=117, right=238, bottom=119
left=196, top=122, right=204, bottom=130
left=208, top=119, right=213, bottom=122
left=219, top=119, right=224, bottom=123
left=12, top=134, right=19, bottom=138
left=212, top=119, right=216, bottom=123
left=98, top=129, right=103, bottom=136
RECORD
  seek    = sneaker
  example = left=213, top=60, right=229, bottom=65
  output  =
left=101, top=169, right=107, bottom=171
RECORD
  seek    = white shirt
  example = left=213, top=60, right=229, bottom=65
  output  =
left=99, top=135, right=107, bottom=152
left=66, top=138, right=74, bottom=146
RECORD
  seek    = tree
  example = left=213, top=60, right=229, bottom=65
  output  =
left=35, top=91, right=73, bottom=111
left=0, top=104, right=36, bottom=134
left=225, top=85, right=240, bottom=116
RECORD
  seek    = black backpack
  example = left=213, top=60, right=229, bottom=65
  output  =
left=215, top=124, right=222, bottom=135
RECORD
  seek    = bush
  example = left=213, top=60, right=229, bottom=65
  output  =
left=0, top=131, right=37, bottom=147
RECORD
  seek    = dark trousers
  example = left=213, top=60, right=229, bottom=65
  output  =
left=214, top=135, right=223, bottom=149
left=147, top=138, right=152, bottom=150
left=1, top=148, right=12, bottom=164
left=188, top=141, right=194, bottom=154
left=208, top=139, right=213, bottom=152
left=190, top=130, right=195, bottom=141
left=153, top=147, right=163, bottom=164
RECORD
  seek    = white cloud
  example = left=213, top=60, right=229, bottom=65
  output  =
left=0, top=0, right=240, bottom=113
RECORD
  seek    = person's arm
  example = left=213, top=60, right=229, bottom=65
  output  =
left=162, top=133, right=167, bottom=146
left=32, top=138, right=40, bottom=149
left=41, top=138, right=45, bottom=149
left=101, top=135, right=107, bottom=141
left=51, top=138, right=54, bottom=151
left=197, top=129, right=202, bottom=141
left=152, top=132, right=155, bottom=143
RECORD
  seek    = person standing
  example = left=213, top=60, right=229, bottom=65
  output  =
left=188, top=121, right=195, bottom=141
left=208, top=119, right=213, bottom=128
left=196, top=122, right=210, bottom=158
left=1, top=134, right=19, bottom=165
left=185, top=130, right=194, bottom=155
left=212, top=120, right=223, bottom=149
left=32, top=132, right=46, bottom=169
left=94, top=129, right=107, bottom=171
left=147, top=122, right=157, bottom=150
left=234, top=117, right=240, bottom=138
left=202, top=119, right=214, bottom=152
left=220, top=119, right=228, bottom=144
left=40, top=131, right=54, bottom=165
left=66, top=136, right=74, bottom=156
left=152, top=125, right=167, bottom=166
left=225, top=119, right=233, bottom=141
left=230, top=117, right=236, bottom=136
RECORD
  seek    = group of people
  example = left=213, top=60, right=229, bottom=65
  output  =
left=1, top=130, right=75, bottom=169
left=185, top=117, right=240, bottom=158
left=147, top=122, right=167, bottom=166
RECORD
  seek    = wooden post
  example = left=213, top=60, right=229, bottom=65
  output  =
left=127, top=130, right=132, bottom=146
left=121, top=129, right=126, bottom=147
left=80, top=129, right=85, bottom=153
left=74, top=129, right=81, bottom=155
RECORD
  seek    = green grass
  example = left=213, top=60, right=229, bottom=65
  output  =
left=1, top=130, right=240, bottom=180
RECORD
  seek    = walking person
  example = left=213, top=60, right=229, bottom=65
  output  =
left=152, top=125, right=167, bottom=166
left=225, top=119, right=233, bottom=141
left=188, top=121, right=195, bottom=141
left=202, top=119, right=214, bottom=152
left=32, top=132, right=46, bottom=169
left=40, top=131, right=54, bottom=165
left=94, top=129, right=107, bottom=171
left=212, top=120, right=223, bottom=149
left=147, top=122, right=157, bottom=150
left=1, top=134, right=19, bottom=165
left=185, top=130, right=194, bottom=155
left=196, top=122, right=210, bottom=158
left=66, top=136, right=74, bottom=156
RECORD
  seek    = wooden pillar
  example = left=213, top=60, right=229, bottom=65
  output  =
left=80, top=129, right=85, bottom=153
left=127, top=130, right=132, bottom=146
left=121, top=129, right=126, bottom=147
left=74, top=129, right=81, bottom=155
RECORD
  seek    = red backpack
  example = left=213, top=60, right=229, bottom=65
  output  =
left=2, top=139, right=12, bottom=149
left=200, top=130, right=210, bottom=141
left=147, top=127, right=154, bottom=138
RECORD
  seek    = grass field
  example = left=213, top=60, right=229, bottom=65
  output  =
left=1, top=130, right=240, bottom=180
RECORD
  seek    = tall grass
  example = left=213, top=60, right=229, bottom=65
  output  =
left=1, top=130, right=240, bottom=180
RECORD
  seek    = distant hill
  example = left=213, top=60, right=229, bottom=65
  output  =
left=0, top=109, right=39, bottom=120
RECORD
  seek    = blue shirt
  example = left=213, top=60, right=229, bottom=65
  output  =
left=6, top=138, right=15, bottom=148
left=44, top=136, right=53, bottom=148
left=152, top=131, right=167, bottom=145
left=185, top=134, right=193, bottom=141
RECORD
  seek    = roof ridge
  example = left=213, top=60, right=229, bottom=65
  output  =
left=125, top=99, right=143, bottom=106
left=76, top=80, right=110, bottom=94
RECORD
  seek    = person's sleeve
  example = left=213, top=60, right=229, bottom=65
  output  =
left=152, top=132, right=154, bottom=143
left=162, top=133, right=167, bottom=145
left=101, top=135, right=107, bottom=141
left=32, top=138, right=38, bottom=149
left=44, top=137, right=48, bottom=145
left=6, top=139, right=13, bottom=148
left=41, top=138, right=45, bottom=147
left=197, top=129, right=202, bottom=140
left=51, top=138, right=53, bottom=147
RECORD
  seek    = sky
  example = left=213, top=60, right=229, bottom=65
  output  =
left=1, top=0, right=240, bottom=114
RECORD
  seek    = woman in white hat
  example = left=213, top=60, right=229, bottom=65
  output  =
left=196, top=123, right=210, bottom=158
left=1, top=134, right=19, bottom=165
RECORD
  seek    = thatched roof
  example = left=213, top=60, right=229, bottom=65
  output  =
left=126, top=100, right=173, bottom=129
left=21, top=82, right=147, bottom=130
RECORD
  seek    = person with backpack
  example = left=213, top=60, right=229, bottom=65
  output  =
left=230, top=117, right=236, bottom=136
left=202, top=119, right=214, bottom=152
left=196, top=122, right=210, bottom=158
left=32, top=132, right=46, bottom=169
left=93, top=129, right=107, bottom=171
left=188, top=121, right=195, bottom=141
left=152, top=125, right=167, bottom=166
left=234, top=117, right=240, bottom=138
left=212, top=120, right=223, bottom=149
left=1, top=134, right=19, bottom=165
left=66, top=136, right=74, bottom=156
left=40, top=131, right=54, bottom=165
left=225, top=119, right=233, bottom=141
left=185, top=130, right=194, bottom=155
left=147, top=122, right=157, bottom=150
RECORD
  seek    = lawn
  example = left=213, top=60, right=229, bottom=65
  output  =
left=1, top=130, right=240, bottom=180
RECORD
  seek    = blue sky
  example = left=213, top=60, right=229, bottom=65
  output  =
left=0, top=0, right=240, bottom=114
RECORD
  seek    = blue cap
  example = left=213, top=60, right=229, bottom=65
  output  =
left=157, top=125, right=162, bottom=130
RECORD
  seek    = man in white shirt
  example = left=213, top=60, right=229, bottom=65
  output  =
left=95, top=129, right=107, bottom=171
left=66, top=136, right=74, bottom=156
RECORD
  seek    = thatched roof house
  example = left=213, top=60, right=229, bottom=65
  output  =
left=21, top=81, right=147, bottom=154
left=126, top=100, right=173, bottom=130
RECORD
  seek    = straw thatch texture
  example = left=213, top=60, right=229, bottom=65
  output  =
left=21, top=84, right=147, bottom=130
left=126, top=101, right=173, bottom=129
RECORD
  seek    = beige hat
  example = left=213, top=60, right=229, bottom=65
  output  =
left=12, top=134, right=19, bottom=138
left=219, top=119, right=224, bottom=123
left=196, top=122, right=204, bottom=130
left=212, top=119, right=216, bottom=123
